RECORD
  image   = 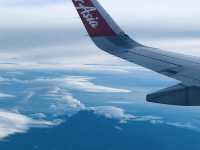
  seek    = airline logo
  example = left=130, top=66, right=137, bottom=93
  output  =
left=72, top=0, right=116, bottom=37
left=74, top=0, right=99, bottom=29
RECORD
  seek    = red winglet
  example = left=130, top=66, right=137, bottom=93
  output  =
left=72, top=0, right=116, bottom=37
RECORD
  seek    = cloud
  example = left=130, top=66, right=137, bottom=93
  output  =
left=0, top=0, right=66, bottom=6
left=46, top=87, right=86, bottom=116
left=62, top=95, right=85, bottom=109
left=0, top=62, right=137, bottom=73
left=0, top=4, right=73, bottom=29
left=99, top=0, right=200, bottom=38
left=0, top=0, right=200, bottom=66
left=62, top=76, right=131, bottom=93
left=92, top=106, right=162, bottom=124
left=92, top=106, right=134, bottom=123
left=91, top=106, right=200, bottom=132
left=30, top=113, right=47, bottom=119
left=0, top=72, right=132, bottom=117
left=166, top=122, right=194, bottom=129
left=108, top=101, right=134, bottom=105
left=47, top=88, right=85, bottom=114
left=91, top=106, right=141, bottom=121
left=0, top=93, right=16, bottom=98
left=0, top=110, right=60, bottom=139
left=1, top=0, right=199, bottom=36
left=36, top=76, right=131, bottom=93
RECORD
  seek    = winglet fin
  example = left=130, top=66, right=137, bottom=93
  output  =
left=72, top=0, right=123, bottom=37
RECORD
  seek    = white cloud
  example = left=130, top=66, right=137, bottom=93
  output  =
left=6, top=71, right=24, bottom=75
left=99, top=0, right=200, bottom=37
left=0, top=0, right=65, bottom=6
left=0, top=0, right=200, bottom=31
left=30, top=113, right=47, bottom=119
left=0, top=76, right=11, bottom=82
left=0, top=0, right=198, bottom=33
left=47, top=88, right=86, bottom=116
left=92, top=106, right=163, bottom=124
left=166, top=122, right=198, bottom=131
left=62, top=95, right=85, bottom=109
left=0, top=93, right=16, bottom=98
left=0, top=110, right=60, bottom=139
left=0, top=4, right=73, bottom=29
left=91, top=106, right=200, bottom=132
left=0, top=63, right=137, bottom=73
left=134, top=115, right=164, bottom=124
left=108, top=101, right=134, bottom=105
left=141, top=38, right=200, bottom=57
left=62, top=76, right=131, bottom=93
left=92, top=106, right=135, bottom=123
left=35, top=76, right=131, bottom=93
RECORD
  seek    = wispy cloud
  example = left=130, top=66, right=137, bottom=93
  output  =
left=62, top=76, right=131, bottom=93
left=35, top=76, right=131, bottom=93
left=0, top=110, right=60, bottom=139
left=0, top=93, right=16, bottom=98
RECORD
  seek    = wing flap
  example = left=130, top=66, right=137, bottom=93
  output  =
left=147, top=84, right=200, bottom=106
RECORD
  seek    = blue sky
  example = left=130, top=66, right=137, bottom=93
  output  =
left=0, top=0, right=200, bottom=68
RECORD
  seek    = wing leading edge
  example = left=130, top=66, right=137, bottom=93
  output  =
left=72, top=0, right=200, bottom=106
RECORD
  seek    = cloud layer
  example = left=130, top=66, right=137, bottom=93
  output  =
left=0, top=0, right=200, bottom=67
left=0, top=69, right=198, bottom=140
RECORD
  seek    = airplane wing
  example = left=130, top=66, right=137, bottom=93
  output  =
left=72, top=0, right=200, bottom=106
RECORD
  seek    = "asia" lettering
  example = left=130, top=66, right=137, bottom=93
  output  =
left=74, top=0, right=99, bottom=28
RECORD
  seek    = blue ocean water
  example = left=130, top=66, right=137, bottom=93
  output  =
left=0, top=65, right=199, bottom=150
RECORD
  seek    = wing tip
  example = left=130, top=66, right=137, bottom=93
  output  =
left=72, top=0, right=118, bottom=37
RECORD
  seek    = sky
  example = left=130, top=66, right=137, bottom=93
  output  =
left=0, top=0, right=200, bottom=68
left=0, top=0, right=200, bottom=142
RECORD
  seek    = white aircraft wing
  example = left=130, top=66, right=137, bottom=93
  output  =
left=72, top=0, right=200, bottom=106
